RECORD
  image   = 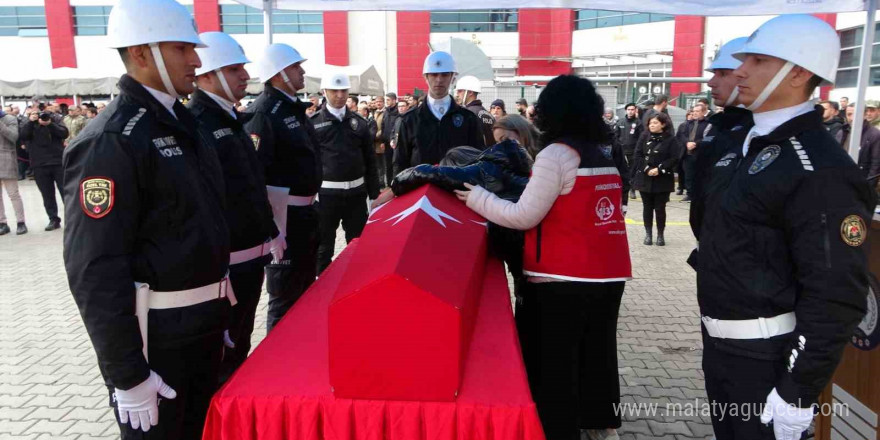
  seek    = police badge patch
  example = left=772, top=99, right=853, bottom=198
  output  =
left=250, top=133, right=261, bottom=151
left=840, top=215, right=867, bottom=247
left=453, top=114, right=464, bottom=128
left=350, top=118, right=358, bottom=130
left=748, top=145, right=781, bottom=175
left=80, top=177, right=114, bottom=219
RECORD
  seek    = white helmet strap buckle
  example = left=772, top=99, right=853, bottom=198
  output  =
left=149, top=43, right=180, bottom=99
left=747, top=61, right=794, bottom=112
left=215, top=69, right=237, bottom=104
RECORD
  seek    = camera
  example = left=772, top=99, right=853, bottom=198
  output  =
left=39, top=112, right=52, bottom=122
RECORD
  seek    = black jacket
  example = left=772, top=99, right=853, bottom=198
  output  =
left=380, top=106, right=400, bottom=146
left=676, top=118, right=711, bottom=158
left=632, top=132, right=680, bottom=193
left=187, top=89, right=278, bottom=252
left=465, top=99, right=496, bottom=148
left=310, top=107, right=380, bottom=200
left=62, top=75, right=230, bottom=390
left=852, top=121, right=880, bottom=185
left=244, top=84, right=322, bottom=197
left=823, top=118, right=845, bottom=146
left=616, top=115, right=643, bottom=155
left=20, top=119, right=68, bottom=167
left=393, top=97, right=486, bottom=175
left=692, top=107, right=873, bottom=406
left=392, top=139, right=530, bottom=201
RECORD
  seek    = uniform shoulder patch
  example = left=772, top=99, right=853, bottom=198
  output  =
left=80, top=177, right=114, bottom=219
left=350, top=118, right=359, bottom=130
left=250, top=133, right=261, bottom=151
left=841, top=215, right=867, bottom=247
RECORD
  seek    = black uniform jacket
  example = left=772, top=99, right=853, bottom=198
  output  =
left=393, top=97, right=486, bottom=175
left=616, top=115, right=643, bottom=156
left=187, top=89, right=278, bottom=252
left=244, top=84, right=322, bottom=197
left=309, top=107, right=380, bottom=200
left=692, top=107, right=874, bottom=406
left=62, top=75, right=230, bottom=390
left=465, top=99, right=496, bottom=148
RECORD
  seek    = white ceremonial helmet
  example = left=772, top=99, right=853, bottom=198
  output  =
left=195, top=32, right=250, bottom=102
left=733, top=15, right=840, bottom=111
left=255, top=43, right=307, bottom=84
left=107, top=0, right=205, bottom=97
left=423, top=51, right=457, bottom=74
left=321, top=72, right=351, bottom=90
left=454, top=76, right=481, bottom=94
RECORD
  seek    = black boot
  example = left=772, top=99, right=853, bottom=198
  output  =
left=16, top=223, right=27, bottom=235
left=45, top=219, right=61, bottom=231
left=675, top=188, right=684, bottom=195
left=656, top=232, right=665, bottom=246
left=629, top=189, right=637, bottom=200
left=0, top=223, right=9, bottom=236
left=643, top=230, right=653, bottom=246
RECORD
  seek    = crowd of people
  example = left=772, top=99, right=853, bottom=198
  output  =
left=0, top=1, right=876, bottom=440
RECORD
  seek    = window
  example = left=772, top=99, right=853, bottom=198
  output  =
left=0, top=6, right=47, bottom=37
left=73, top=6, right=112, bottom=36
left=220, top=5, right=322, bottom=34
left=836, top=23, right=880, bottom=88
left=574, top=9, right=673, bottom=31
left=430, top=10, right=517, bottom=33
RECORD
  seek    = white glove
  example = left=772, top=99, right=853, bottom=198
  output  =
left=269, top=233, right=285, bottom=263
left=114, top=370, right=177, bottom=432
left=622, top=205, right=628, bottom=215
left=266, top=186, right=289, bottom=251
left=760, top=388, right=814, bottom=440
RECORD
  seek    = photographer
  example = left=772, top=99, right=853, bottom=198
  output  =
left=20, top=110, right=67, bottom=231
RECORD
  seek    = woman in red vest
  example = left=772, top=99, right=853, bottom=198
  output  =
left=456, top=75, right=632, bottom=440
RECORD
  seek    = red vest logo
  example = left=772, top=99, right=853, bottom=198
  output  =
left=595, top=196, right=615, bottom=222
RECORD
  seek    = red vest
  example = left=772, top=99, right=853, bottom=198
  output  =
left=523, top=166, right=632, bottom=282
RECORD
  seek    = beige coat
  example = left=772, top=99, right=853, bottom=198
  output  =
left=0, top=114, right=19, bottom=180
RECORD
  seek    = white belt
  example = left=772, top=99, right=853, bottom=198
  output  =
left=134, top=276, right=237, bottom=361
left=288, top=194, right=316, bottom=206
left=229, top=241, right=271, bottom=265
left=701, top=312, right=796, bottom=340
left=321, top=177, right=364, bottom=190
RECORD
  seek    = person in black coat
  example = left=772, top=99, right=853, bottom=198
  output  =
left=633, top=112, right=680, bottom=246
left=20, top=110, right=69, bottom=230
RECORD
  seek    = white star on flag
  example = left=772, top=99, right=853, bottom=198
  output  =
left=385, top=195, right=461, bottom=227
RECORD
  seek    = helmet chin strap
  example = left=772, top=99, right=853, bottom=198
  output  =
left=724, top=87, right=740, bottom=107
left=746, top=61, right=794, bottom=112
left=215, top=69, right=237, bottom=103
left=149, top=43, right=180, bottom=98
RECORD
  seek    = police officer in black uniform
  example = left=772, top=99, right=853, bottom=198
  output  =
left=393, top=51, right=485, bottom=175
left=62, top=1, right=230, bottom=438
left=188, top=32, right=282, bottom=380
left=454, top=75, right=496, bottom=147
left=617, top=103, right=643, bottom=199
left=245, top=43, right=321, bottom=332
left=690, top=16, right=873, bottom=440
left=311, top=72, right=380, bottom=274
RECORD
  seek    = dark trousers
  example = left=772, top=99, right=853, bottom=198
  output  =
left=316, top=190, right=368, bottom=274
left=219, top=254, right=271, bottom=383
left=641, top=191, right=670, bottom=233
left=109, top=333, right=224, bottom=440
left=33, top=165, right=62, bottom=222
left=17, top=159, right=28, bottom=180
left=703, top=337, right=780, bottom=440
left=677, top=158, right=686, bottom=191
left=384, top=147, right=394, bottom=185
left=265, top=204, right=318, bottom=332
left=375, top=153, right=387, bottom=188
left=683, top=154, right=697, bottom=195
left=516, top=281, right=625, bottom=440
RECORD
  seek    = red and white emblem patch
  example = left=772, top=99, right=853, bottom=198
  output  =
left=80, top=177, right=114, bottom=219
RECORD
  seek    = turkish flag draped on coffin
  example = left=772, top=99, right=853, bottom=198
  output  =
left=329, top=185, right=489, bottom=401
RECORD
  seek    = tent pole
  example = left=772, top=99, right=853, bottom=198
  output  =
left=848, top=0, right=877, bottom=162
left=263, top=0, right=273, bottom=45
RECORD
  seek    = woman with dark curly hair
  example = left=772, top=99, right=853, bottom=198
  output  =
left=632, top=112, right=681, bottom=246
left=455, top=75, right=632, bottom=440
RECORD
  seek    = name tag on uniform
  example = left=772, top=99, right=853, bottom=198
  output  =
left=314, top=121, right=332, bottom=130
left=283, top=116, right=301, bottom=130
left=715, top=152, right=736, bottom=167
left=152, top=136, right=183, bottom=158
left=212, top=128, right=234, bottom=139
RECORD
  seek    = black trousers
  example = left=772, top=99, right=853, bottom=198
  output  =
left=383, top=147, right=394, bottom=185
left=683, top=154, right=697, bottom=195
left=375, top=153, right=387, bottom=188
left=316, top=190, right=368, bottom=274
left=33, top=165, right=62, bottom=222
left=109, top=333, right=224, bottom=440
left=265, top=204, right=318, bottom=332
left=703, top=336, right=780, bottom=440
left=640, top=191, right=670, bottom=233
left=516, top=281, right=625, bottom=440
left=677, top=158, right=686, bottom=191
left=219, top=253, right=271, bottom=383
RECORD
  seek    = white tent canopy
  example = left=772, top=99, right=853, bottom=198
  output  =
left=0, top=68, right=120, bottom=97
left=238, top=0, right=865, bottom=13
left=430, top=38, right=493, bottom=82
left=245, top=64, right=385, bottom=96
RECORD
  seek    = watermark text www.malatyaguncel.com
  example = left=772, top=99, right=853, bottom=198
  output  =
left=614, top=399, right=848, bottom=421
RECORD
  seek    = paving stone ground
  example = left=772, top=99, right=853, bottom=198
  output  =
left=0, top=180, right=712, bottom=439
